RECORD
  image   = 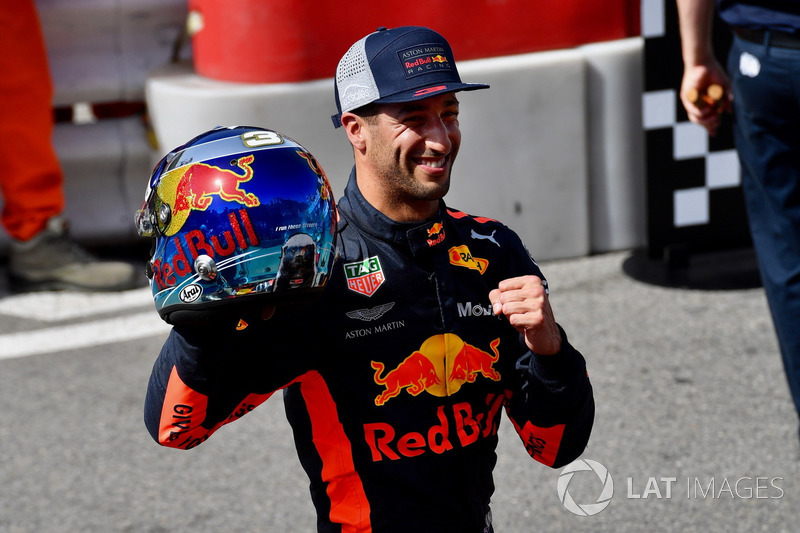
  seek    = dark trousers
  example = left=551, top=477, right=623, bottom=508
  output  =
left=728, top=32, right=800, bottom=419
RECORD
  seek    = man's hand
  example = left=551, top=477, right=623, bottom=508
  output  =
left=680, top=63, right=731, bottom=136
left=489, top=275, right=562, bottom=355
left=676, top=0, right=731, bottom=136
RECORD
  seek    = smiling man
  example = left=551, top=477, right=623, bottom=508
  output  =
left=331, top=27, right=483, bottom=223
left=145, top=26, right=594, bottom=533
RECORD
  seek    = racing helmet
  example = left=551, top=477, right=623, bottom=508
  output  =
left=136, top=126, right=337, bottom=324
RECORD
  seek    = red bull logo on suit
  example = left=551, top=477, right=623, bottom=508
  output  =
left=370, top=334, right=501, bottom=406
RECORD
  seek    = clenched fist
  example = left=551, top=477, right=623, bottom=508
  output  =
left=489, top=275, right=562, bottom=356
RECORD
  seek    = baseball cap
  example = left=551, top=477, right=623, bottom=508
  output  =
left=331, top=26, right=489, bottom=128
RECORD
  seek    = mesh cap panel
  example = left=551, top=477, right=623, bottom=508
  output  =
left=336, top=35, right=380, bottom=114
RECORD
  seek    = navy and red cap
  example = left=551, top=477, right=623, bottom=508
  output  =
left=331, top=26, right=490, bottom=128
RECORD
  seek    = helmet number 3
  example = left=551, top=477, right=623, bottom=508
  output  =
left=241, top=130, right=284, bottom=148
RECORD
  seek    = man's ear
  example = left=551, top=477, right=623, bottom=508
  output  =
left=341, top=113, right=367, bottom=152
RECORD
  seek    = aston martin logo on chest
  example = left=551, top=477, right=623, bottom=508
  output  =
left=347, top=302, right=395, bottom=321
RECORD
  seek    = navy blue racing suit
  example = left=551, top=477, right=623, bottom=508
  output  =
left=144, top=170, right=595, bottom=533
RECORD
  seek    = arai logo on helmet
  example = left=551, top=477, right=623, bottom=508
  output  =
left=179, top=284, right=203, bottom=303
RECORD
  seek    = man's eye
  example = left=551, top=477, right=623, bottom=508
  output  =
left=403, top=116, right=425, bottom=125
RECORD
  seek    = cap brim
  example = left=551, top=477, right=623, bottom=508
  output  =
left=331, top=82, right=489, bottom=128
left=374, top=82, right=490, bottom=105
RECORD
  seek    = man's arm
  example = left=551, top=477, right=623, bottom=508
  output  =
left=676, top=0, right=731, bottom=134
left=144, top=314, right=309, bottom=449
left=488, top=272, right=593, bottom=468
left=144, top=325, right=276, bottom=449
left=502, top=326, right=595, bottom=468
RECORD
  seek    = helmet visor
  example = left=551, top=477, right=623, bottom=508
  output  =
left=135, top=189, right=171, bottom=238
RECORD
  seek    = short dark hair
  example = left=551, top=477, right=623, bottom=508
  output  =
left=351, top=103, right=381, bottom=124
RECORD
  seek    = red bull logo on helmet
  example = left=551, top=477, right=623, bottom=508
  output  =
left=296, top=150, right=333, bottom=202
left=150, top=208, right=259, bottom=291
left=370, top=334, right=501, bottom=406
left=157, top=155, right=260, bottom=237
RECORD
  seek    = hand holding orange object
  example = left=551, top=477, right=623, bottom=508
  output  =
left=686, top=83, right=727, bottom=112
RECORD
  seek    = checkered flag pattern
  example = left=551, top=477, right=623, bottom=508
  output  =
left=641, top=0, right=751, bottom=259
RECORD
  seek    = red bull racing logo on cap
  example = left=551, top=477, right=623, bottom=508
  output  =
left=398, top=44, right=454, bottom=79
left=370, top=334, right=501, bottom=406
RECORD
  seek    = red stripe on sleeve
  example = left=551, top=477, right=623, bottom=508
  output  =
left=509, top=418, right=566, bottom=467
left=159, top=365, right=273, bottom=450
left=446, top=208, right=497, bottom=224
left=159, top=365, right=211, bottom=448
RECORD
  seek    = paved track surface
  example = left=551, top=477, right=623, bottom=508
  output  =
left=1, top=250, right=797, bottom=532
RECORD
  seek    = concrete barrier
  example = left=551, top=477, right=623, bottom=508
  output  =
left=580, top=38, right=646, bottom=253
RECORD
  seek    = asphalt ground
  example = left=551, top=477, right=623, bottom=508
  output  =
left=0, top=248, right=797, bottom=532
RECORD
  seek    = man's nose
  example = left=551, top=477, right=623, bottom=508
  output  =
left=424, top=118, right=456, bottom=153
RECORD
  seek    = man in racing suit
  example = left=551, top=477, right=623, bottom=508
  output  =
left=144, top=26, right=594, bottom=533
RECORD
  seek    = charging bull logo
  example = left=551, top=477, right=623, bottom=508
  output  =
left=450, top=338, right=501, bottom=383
left=427, top=222, right=443, bottom=237
left=371, top=334, right=501, bottom=406
left=371, top=353, right=441, bottom=406
left=426, top=222, right=445, bottom=247
left=297, top=150, right=332, bottom=202
left=157, top=155, right=260, bottom=236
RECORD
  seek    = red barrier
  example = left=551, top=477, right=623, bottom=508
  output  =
left=189, top=0, right=640, bottom=83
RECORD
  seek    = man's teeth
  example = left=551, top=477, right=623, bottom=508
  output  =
left=426, top=159, right=444, bottom=168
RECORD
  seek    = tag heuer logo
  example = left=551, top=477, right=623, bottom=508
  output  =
left=344, top=256, right=385, bottom=296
